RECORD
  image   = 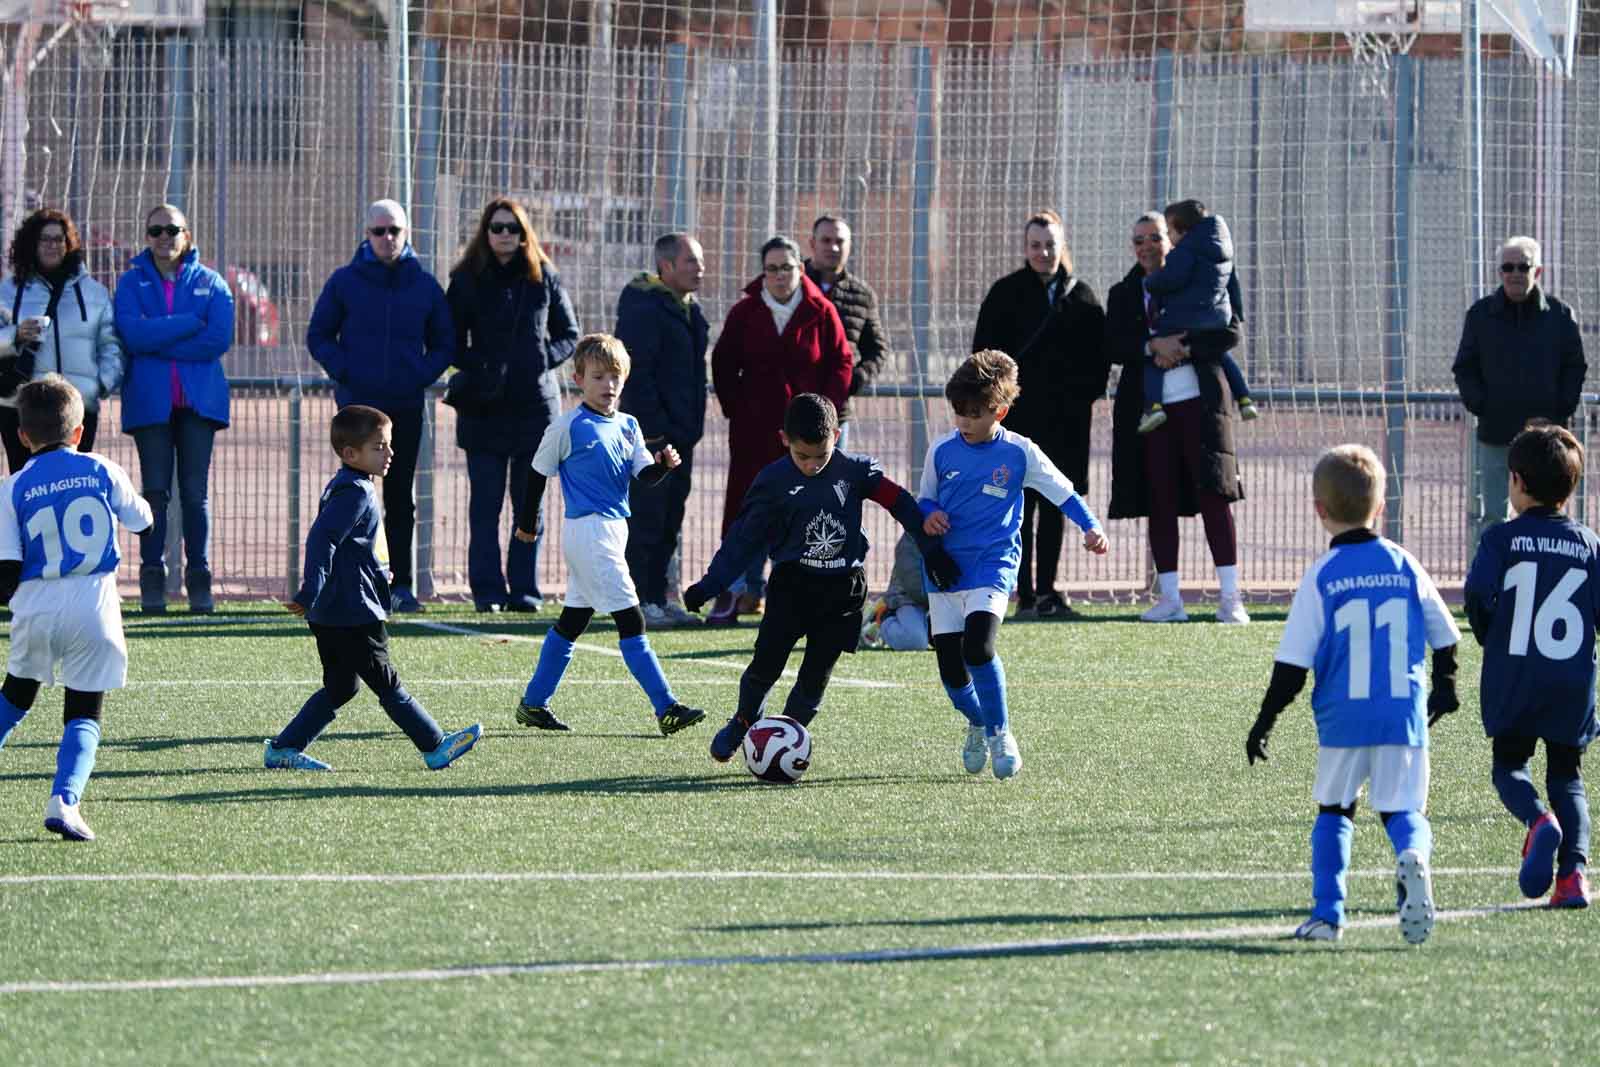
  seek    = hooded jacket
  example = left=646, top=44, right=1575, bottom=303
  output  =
left=0, top=264, right=124, bottom=413
left=306, top=242, right=454, bottom=413
left=1142, top=214, right=1235, bottom=334
left=615, top=273, right=710, bottom=450
left=113, top=247, right=233, bottom=431
left=1452, top=286, right=1586, bottom=446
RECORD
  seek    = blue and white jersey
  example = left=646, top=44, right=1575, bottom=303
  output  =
left=0, top=446, right=152, bottom=581
left=917, top=427, right=1099, bottom=595
left=533, top=404, right=654, bottom=520
left=1277, top=532, right=1460, bottom=748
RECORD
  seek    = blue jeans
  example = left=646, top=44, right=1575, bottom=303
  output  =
left=464, top=449, right=543, bottom=604
left=133, top=408, right=218, bottom=576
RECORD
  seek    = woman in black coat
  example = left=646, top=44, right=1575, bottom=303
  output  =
left=445, top=197, right=579, bottom=612
left=1105, top=211, right=1245, bottom=624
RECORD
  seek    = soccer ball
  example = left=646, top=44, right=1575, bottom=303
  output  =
left=742, top=715, right=812, bottom=784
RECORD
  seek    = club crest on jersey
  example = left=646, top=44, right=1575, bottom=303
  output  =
left=982, top=464, right=1012, bottom=498
left=833, top=479, right=849, bottom=507
left=803, top=511, right=848, bottom=567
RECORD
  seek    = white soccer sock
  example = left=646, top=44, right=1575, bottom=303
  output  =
left=1217, top=565, right=1240, bottom=599
left=1157, top=571, right=1181, bottom=602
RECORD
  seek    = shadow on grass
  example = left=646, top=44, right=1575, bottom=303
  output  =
left=699, top=907, right=1291, bottom=933
left=2, top=730, right=395, bottom=753
left=0, top=766, right=263, bottom=784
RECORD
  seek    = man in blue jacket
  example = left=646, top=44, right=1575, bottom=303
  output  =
left=616, top=233, right=709, bottom=628
left=306, top=199, right=454, bottom=612
left=1452, top=235, right=1586, bottom=545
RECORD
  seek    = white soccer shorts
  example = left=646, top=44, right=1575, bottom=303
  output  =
left=6, top=574, right=129, bottom=691
left=929, top=588, right=1011, bottom=636
left=561, top=514, right=640, bottom=615
left=1313, top=744, right=1430, bottom=812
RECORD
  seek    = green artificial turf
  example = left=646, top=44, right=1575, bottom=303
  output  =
left=0, top=603, right=1591, bottom=1065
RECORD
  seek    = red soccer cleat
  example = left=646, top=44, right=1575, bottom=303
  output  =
left=1550, top=870, right=1590, bottom=910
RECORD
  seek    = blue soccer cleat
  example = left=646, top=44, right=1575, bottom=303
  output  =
left=710, top=714, right=752, bottom=763
left=1519, top=811, right=1563, bottom=899
left=425, top=723, right=482, bottom=770
left=263, top=741, right=332, bottom=771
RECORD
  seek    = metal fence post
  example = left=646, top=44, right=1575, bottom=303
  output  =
left=287, top=383, right=302, bottom=598
left=1383, top=55, right=1415, bottom=543
left=414, top=37, right=443, bottom=272
left=908, top=45, right=935, bottom=489
left=665, top=42, right=690, bottom=231
left=415, top=392, right=437, bottom=600
left=165, top=33, right=193, bottom=207
left=754, top=0, right=778, bottom=235
left=1150, top=50, right=1176, bottom=208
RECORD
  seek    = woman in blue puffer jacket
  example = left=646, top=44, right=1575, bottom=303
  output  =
left=113, top=203, right=234, bottom=615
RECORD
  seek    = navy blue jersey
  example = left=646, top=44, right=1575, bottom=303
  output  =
left=700, top=450, right=888, bottom=592
left=294, top=466, right=392, bottom=626
left=1464, top=507, right=1600, bottom=747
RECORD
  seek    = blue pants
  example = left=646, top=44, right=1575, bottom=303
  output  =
left=626, top=447, right=692, bottom=606
left=133, top=407, right=218, bottom=577
left=464, top=449, right=542, bottom=605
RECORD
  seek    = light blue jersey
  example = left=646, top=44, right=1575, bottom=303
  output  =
left=533, top=404, right=654, bottom=520
left=916, top=428, right=1099, bottom=595
left=0, top=446, right=152, bottom=581
left=1276, top=534, right=1460, bottom=748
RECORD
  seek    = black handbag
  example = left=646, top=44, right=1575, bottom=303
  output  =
left=442, top=361, right=507, bottom=415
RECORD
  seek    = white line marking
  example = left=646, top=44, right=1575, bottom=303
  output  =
left=412, top=618, right=901, bottom=689
left=128, top=679, right=751, bottom=687
left=0, top=901, right=1541, bottom=996
left=0, top=867, right=1519, bottom=887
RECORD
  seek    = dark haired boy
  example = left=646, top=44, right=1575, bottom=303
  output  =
left=264, top=404, right=481, bottom=772
left=683, top=393, right=959, bottom=761
left=0, top=376, right=152, bottom=840
left=919, top=351, right=1107, bottom=780
left=1464, top=423, right=1596, bottom=908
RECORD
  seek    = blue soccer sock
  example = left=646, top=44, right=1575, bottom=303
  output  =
left=52, top=718, right=102, bottom=807
left=523, top=630, right=577, bottom=708
left=942, top=682, right=984, bottom=728
left=1548, top=770, right=1591, bottom=878
left=272, top=689, right=340, bottom=752
left=0, top=692, right=28, bottom=750
left=1382, top=810, right=1433, bottom=861
left=1491, top=758, right=1546, bottom=826
left=619, top=634, right=675, bottom=716
left=1310, top=812, right=1355, bottom=927
left=378, top=686, right=445, bottom=753
left=969, top=657, right=1009, bottom=737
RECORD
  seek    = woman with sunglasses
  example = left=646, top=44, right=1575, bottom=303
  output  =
left=444, top=197, right=578, bottom=613
left=113, top=204, right=234, bottom=614
left=0, top=208, right=124, bottom=474
left=1451, top=235, right=1586, bottom=545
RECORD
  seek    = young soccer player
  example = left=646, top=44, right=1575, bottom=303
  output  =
left=0, top=375, right=153, bottom=840
left=1463, top=424, right=1595, bottom=908
left=1246, top=444, right=1461, bottom=943
left=680, top=393, right=959, bottom=760
left=919, top=351, right=1108, bottom=780
left=1139, top=199, right=1258, bottom=432
left=514, top=333, right=705, bottom=735
left=266, top=405, right=482, bottom=771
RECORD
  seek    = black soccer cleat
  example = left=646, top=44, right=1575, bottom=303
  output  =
left=709, top=714, right=752, bottom=761
left=657, top=703, right=706, bottom=736
left=515, top=702, right=570, bottom=731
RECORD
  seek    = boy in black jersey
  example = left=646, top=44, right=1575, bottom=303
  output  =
left=684, top=394, right=959, bottom=762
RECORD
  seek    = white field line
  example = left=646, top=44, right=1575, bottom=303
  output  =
left=0, top=900, right=1541, bottom=996
left=0, top=866, right=1519, bottom=887
left=412, top=618, right=902, bottom=689
left=128, top=678, right=750, bottom=687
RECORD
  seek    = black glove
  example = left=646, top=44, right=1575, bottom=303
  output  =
left=921, top=542, right=961, bottom=592
left=682, top=581, right=712, bottom=614
left=1246, top=714, right=1274, bottom=765
left=1427, top=678, right=1459, bottom=728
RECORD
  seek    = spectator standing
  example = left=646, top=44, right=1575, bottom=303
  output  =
left=113, top=203, right=233, bottom=615
left=804, top=215, right=889, bottom=450
left=307, top=199, right=454, bottom=613
left=617, top=233, right=709, bottom=628
left=1451, top=235, right=1585, bottom=545
left=445, top=197, right=578, bottom=614
left=972, top=209, right=1107, bottom=618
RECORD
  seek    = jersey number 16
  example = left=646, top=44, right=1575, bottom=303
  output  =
left=1502, top=561, right=1587, bottom=661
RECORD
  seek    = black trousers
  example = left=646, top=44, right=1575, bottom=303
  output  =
left=0, top=406, right=99, bottom=474
left=627, top=446, right=693, bottom=606
left=738, top=564, right=867, bottom=723
left=378, top=405, right=425, bottom=589
left=1016, top=403, right=1092, bottom=602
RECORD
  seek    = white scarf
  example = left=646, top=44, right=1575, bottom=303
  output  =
left=761, top=283, right=804, bottom=335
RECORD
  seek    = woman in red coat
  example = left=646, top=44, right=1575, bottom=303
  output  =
left=707, top=235, right=853, bottom=623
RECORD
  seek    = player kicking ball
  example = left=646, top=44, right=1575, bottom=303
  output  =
left=682, top=393, right=959, bottom=759
left=0, top=376, right=154, bottom=841
left=1247, top=444, right=1461, bottom=944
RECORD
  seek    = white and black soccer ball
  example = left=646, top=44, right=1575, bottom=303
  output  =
left=742, top=715, right=812, bottom=784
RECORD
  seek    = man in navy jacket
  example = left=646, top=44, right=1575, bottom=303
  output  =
left=307, top=199, right=454, bottom=612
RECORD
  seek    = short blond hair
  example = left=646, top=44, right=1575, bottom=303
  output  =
left=1313, top=444, right=1386, bottom=526
left=573, top=333, right=630, bottom=378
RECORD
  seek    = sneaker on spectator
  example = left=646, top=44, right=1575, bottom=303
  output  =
left=661, top=600, right=700, bottom=626
left=706, top=592, right=738, bottom=626
left=1216, top=595, right=1250, bottom=625
left=391, top=586, right=424, bottom=614
left=1137, top=405, right=1168, bottom=434
left=1140, top=598, right=1188, bottom=623
left=139, top=564, right=166, bottom=615
left=1550, top=869, right=1591, bottom=909
left=1239, top=396, right=1261, bottom=421
left=187, top=569, right=215, bottom=614
left=506, top=593, right=543, bottom=613
left=474, top=599, right=506, bottom=613
left=962, top=725, right=988, bottom=775
left=641, top=602, right=677, bottom=629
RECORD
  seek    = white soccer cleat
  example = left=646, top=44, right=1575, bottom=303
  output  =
left=1216, top=595, right=1250, bottom=625
left=1396, top=848, right=1436, bottom=945
left=1293, top=917, right=1342, bottom=942
left=989, top=729, right=1022, bottom=780
left=1140, top=598, right=1188, bottom=623
left=44, top=794, right=95, bottom=842
left=962, top=725, right=988, bottom=775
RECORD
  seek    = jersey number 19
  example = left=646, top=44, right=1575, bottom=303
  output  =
left=25, top=498, right=113, bottom=578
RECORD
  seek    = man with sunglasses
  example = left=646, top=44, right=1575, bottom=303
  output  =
left=1452, top=236, right=1586, bottom=545
left=307, top=199, right=455, bottom=612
